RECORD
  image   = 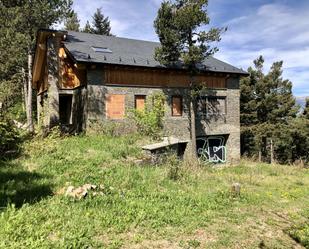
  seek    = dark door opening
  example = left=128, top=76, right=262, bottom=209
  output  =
left=196, top=135, right=228, bottom=163
left=59, top=94, right=73, bottom=125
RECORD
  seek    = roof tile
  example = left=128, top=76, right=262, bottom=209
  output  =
left=64, top=31, right=248, bottom=75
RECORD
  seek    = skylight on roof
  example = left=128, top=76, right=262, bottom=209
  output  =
left=91, top=46, right=112, bottom=53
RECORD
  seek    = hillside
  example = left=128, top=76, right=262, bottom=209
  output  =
left=0, top=134, right=309, bottom=248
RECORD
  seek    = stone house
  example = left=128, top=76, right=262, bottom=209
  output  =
left=32, top=29, right=248, bottom=162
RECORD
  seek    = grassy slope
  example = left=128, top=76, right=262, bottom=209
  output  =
left=0, top=134, right=309, bottom=249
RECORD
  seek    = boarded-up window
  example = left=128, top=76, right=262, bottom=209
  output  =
left=172, top=96, right=182, bottom=116
left=106, top=94, right=125, bottom=119
left=135, top=95, right=146, bottom=111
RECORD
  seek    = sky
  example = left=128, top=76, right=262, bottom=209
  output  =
left=72, top=0, right=309, bottom=97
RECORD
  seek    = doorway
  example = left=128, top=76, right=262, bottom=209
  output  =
left=196, top=135, right=228, bottom=163
left=59, top=94, right=73, bottom=125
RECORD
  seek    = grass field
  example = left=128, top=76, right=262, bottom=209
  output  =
left=0, top=134, right=309, bottom=248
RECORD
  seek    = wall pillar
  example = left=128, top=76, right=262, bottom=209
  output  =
left=47, top=36, right=61, bottom=128
left=225, top=76, right=241, bottom=163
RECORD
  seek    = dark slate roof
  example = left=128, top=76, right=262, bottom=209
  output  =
left=64, top=31, right=248, bottom=75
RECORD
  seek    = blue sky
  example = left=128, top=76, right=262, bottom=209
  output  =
left=72, top=0, right=309, bottom=96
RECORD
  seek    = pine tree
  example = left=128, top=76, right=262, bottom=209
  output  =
left=240, top=56, right=264, bottom=155
left=154, top=0, right=225, bottom=159
left=240, top=56, right=264, bottom=126
left=83, top=20, right=92, bottom=33
left=257, top=61, right=297, bottom=123
left=240, top=56, right=298, bottom=162
left=303, top=98, right=309, bottom=119
left=91, top=8, right=112, bottom=35
left=0, top=2, right=27, bottom=111
left=65, top=11, right=80, bottom=31
left=0, top=1, right=73, bottom=132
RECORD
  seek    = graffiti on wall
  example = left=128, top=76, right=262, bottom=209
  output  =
left=197, top=136, right=227, bottom=163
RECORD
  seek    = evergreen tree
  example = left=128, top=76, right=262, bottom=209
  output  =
left=0, top=1, right=73, bottom=132
left=65, top=11, right=80, bottom=31
left=0, top=2, right=27, bottom=111
left=240, top=56, right=264, bottom=126
left=303, top=98, right=309, bottom=119
left=91, top=8, right=112, bottom=35
left=257, top=61, right=297, bottom=123
left=83, top=20, right=92, bottom=33
left=240, top=56, right=298, bottom=162
left=240, top=57, right=264, bottom=155
left=154, top=0, right=225, bottom=158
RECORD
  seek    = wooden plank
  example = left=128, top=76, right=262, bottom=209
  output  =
left=106, top=94, right=125, bottom=119
left=135, top=95, right=146, bottom=111
left=59, top=56, right=86, bottom=89
left=172, top=96, right=182, bottom=116
left=104, top=65, right=227, bottom=88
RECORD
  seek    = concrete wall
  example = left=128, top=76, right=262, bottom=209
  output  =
left=86, top=68, right=241, bottom=162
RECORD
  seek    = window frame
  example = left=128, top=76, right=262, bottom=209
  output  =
left=171, top=95, right=183, bottom=117
left=134, top=95, right=146, bottom=111
left=91, top=46, right=112, bottom=53
left=197, top=96, right=226, bottom=118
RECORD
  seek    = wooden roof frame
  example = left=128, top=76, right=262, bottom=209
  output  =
left=32, top=29, right=67, bottom=89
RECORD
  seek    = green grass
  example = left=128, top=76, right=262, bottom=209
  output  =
left=288, top=209, right=309, bottom=248
left=0, top=134, right=309, bottom=248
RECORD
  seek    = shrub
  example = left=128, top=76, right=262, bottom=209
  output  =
left=0, top=117, right=20, bottom=157
left=129, top=92, right=166, bottom=139
left=273, top=119, right=309, bottom=164
left=241, top=118, right=309, bottom=165
left=166, top=153, right=183, bottom=180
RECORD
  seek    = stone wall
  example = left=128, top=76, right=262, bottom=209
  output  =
left=86, top=68, right=241, bottom=162
left=37, top=35, right=87, bottom=134
left=37, top=35, right=61, bottom=131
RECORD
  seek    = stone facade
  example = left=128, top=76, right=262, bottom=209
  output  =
left=37, top=36, right=61, bottom=131
left=37, top=36, right=87, bottom=133
left=34, top=31, right=242, bottom=163
left=86, top=68, right=241, bottom=162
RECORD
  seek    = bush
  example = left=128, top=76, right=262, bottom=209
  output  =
left=129, top=92, right=166, bottom=139
left=166, top=153, right=183, bottom=180
left=0, top=117, right=20, bottom=157
left=273, top=119, right=309, bottom=164
left=241, top=118, right=309, bottom=165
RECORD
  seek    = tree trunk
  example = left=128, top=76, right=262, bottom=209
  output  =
left=27, top=52, right=34, bottom=133
left=22, top=67, right=27, bottom=113
left=270, top=138, right=274, bottom=164
left=190, top=96, right=197, bottom=159
left=258, top=150, right=262, bottom=162
left=189, top=75, right=197, bottom=160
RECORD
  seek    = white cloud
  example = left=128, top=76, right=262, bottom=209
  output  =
left=150, top=0, right=163, bottom=7
left=74, top=0, right=159, bottom=40
left=109, top=19, right=132, bottom=34
left=71, top=1, right=308, bottom=96
left=216, top=2, right=309, bottom=96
